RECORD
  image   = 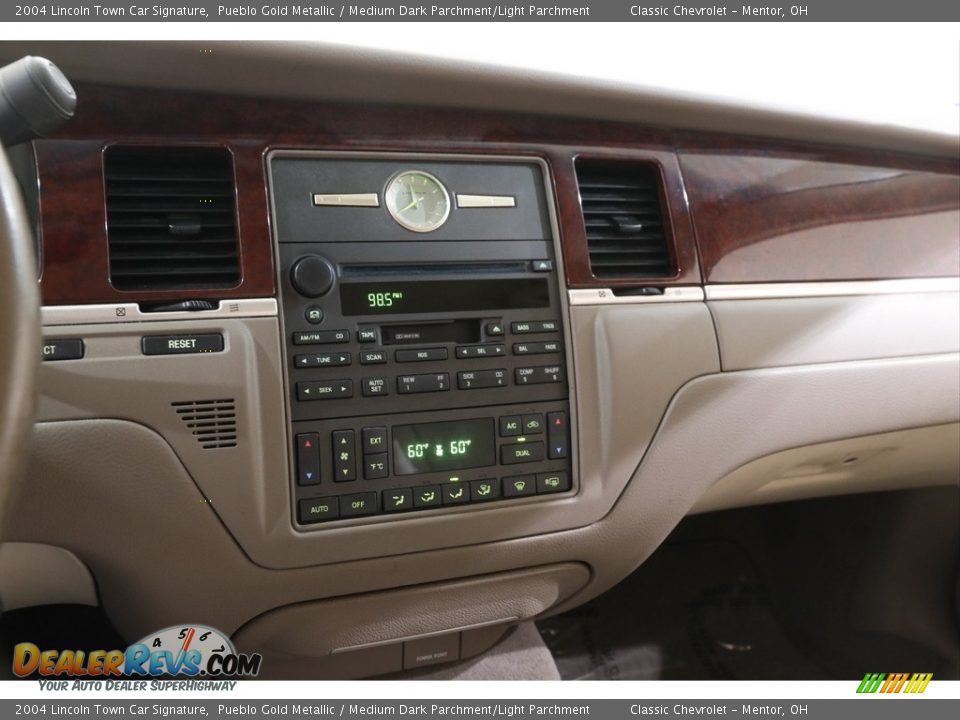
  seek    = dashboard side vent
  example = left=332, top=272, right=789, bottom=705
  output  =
left=172, top=399, right=237, bottom=449
left=575, top=160, right=673, bottom=279
left=104, top=146, right=240, bottom=291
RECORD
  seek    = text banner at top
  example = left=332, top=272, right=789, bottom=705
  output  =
left=3, top=0, right=960, bottom=22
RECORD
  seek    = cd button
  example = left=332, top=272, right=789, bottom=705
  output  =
left=457, top=369, right=507, bottom=390
left=293, top=329, right=349, bottom=345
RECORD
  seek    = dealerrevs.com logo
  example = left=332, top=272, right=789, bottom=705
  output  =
left=13, top=624, right=262, bottom=681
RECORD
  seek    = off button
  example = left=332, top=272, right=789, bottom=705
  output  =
left=142, top=334, right=224, bottom=355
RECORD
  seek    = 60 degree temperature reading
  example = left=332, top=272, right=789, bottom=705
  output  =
left=406, top=439, right=472, bottom=459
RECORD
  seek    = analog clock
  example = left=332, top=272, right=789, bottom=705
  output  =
left=384, top=170, right=451, bottom=233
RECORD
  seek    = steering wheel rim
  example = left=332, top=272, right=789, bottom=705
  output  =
left=0, top=144, right=39, bottom=533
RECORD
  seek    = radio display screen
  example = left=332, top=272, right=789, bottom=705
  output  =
left=340, top=279, right=549, bottom=316
left=392, top=418, right=496, bottom=475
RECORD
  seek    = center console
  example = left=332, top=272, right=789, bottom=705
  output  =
left=268, top=153, right=575, bottom=530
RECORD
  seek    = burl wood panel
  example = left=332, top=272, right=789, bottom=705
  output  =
left=35, top=83, right=703, bottom=304
left=35, top=82, right=960, bottom=303
left=35, top=138, right=275, bottom=305
left=679, top=151, right=960, bottom=283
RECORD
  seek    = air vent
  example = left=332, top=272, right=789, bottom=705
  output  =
left=172, top=399, right=237, bottom=449
left=575, top=160, right=673, bottom=279
left=104, top=146, right=240, bottom=290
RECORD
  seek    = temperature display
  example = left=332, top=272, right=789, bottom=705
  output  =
left=392, top=418, right=496, bottom=475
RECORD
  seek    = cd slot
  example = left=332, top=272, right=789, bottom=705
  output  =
left=341, top=262, right=530, bottom=277
left=381, top=320, right=481, bottom=346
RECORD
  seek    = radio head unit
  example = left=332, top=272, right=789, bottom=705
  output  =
left=268, top=152, right=574, bottom=530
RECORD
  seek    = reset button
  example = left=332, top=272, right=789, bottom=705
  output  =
left=142, top=334, right=224, bottom=356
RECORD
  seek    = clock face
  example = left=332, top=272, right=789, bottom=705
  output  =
left=384, top=170, right=451, bottom=233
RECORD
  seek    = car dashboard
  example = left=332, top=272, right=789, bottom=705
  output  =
left=0, top=40, right=958, bottom=679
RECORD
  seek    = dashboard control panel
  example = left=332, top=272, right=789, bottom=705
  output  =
left=268, top=152, right=574, bottom=529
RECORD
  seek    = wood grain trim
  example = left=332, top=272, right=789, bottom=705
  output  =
left=34, top=83, right=959, bottom=304
left=680, top=151, right=960, bottom=284
left=36, top=138, right=275, bottom=305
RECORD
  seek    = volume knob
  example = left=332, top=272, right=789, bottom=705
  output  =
left=290, top=256, right=336, bottom=298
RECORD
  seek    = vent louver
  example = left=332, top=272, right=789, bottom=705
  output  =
left=172, top=399, right=237, bottom=449
left=105, top=146, right=240, bottom=290
left=575, top=160, right=673, bottom=279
